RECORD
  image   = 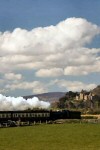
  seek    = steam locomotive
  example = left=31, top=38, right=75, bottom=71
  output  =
left=0, top=109, right=81, bottom=126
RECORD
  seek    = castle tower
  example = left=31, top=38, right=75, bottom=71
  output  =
left=80, top=90, right=84, bottom=100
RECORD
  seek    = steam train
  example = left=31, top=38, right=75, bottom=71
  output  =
left=0, top=109, right=81, bottom=126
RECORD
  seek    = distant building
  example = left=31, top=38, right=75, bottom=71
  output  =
left=76, top=95, right=79, bottom=100
left=76, top=90, right=95, bottom=101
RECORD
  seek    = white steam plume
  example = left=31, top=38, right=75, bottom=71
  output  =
left=0, top=94, right=50, bottom=111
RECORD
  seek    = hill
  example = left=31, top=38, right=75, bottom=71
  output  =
left=92, top=85, right=100, bottom=97
left=23, top=92, right=65, bottom=103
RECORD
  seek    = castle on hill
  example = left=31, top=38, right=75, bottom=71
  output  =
left=76, top=90, right=95, bottom=101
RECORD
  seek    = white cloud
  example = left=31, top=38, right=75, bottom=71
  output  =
left=0, top=17, right=100, bottom=77
left=1, top=76, right=97, bottom=95
left=5, top=81, right=48, bottom=94
left=64, top=56, right=100, bottom=76
left=0, top=89, right=8, bottom=94
left=51, top=79, right=97, bottom=92
left=0, top=17, right=100, bottom=97
left=4, top=73, right=22, bottom=80
left=35, top=68, right=63, bottom=77
left=64, top=66, right=88, bottom=75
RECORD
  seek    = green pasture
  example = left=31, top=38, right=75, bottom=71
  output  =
left=0, top=123, right=100, bottom=150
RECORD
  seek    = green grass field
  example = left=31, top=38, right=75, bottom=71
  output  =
left=0, top=123, right=100, bottom=150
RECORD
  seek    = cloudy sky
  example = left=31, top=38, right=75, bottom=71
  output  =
left=0, top=0, right=100, bottom=96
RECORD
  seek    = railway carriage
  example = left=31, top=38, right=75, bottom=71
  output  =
left=0, top=109, right=81, bottom=126
left=0, top=110, right=50, bottom=123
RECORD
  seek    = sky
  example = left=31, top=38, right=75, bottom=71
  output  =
left=0, top=0, right=100, bottom=96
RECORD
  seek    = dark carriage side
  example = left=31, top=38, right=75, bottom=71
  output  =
left=0, top=110, right=50, bottom=126
left=0, top=109, right=81, bottom=126
left=50, top=110, right=81, bottom=120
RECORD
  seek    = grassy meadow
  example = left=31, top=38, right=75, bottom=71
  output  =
left=0, top=123, right=100, bottom=150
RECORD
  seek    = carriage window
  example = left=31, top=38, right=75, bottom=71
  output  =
left=26, top=113, right=28, bottom=117
left=32, top=113, right=35, bottom=117
left=19, top=113, right=24, bottom=117
left=34, top=113, right=38, bottom=117
left=28, top=113, right=30, bottom=117
left=15, top=114, right=18, bottom=117
left=18, top=114, right=20, bottom=117
left=30, top=113, right=32, bottom=117
left=46, top=113, right=50, bottom=117
left=13, top=113, right=22, bottom=117
left=6, top=114, right=8, bottom=118
left=44, top=113, right=47, bottom=117
left=42, top=113, right=45, bottom=117
left=27, top=113, right=30, bottom=117
left=23, top=113, right=26, bottom=117
left=2, top=114, right=5, bottom=118
left=19, top=113, right=22, bottom=117
left=22, top=114, right=25, bottom=117
left=31, top=113, right=33, bottom=117
left=39, top=113, right=42, bottom=117
left=13, top=114, right=17, bottom=117
left=37, top=113, right=41, bottom=117
left=36, top=113, right=39, bottom=117
left=0, top=114, right=3, bottom=118
left=4, top=114, right=6, bottom=118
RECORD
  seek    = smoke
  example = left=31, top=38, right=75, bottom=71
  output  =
left=0, top=94, right=50, bottom=111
